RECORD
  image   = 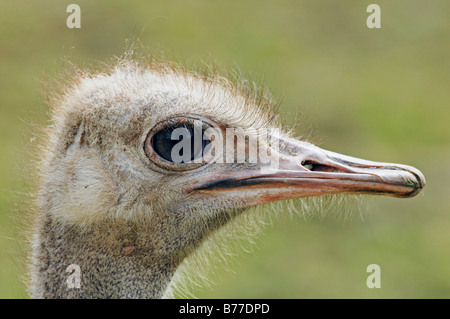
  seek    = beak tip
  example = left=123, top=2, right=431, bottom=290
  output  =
left=406, top=165, right=426, bottom=189
left=399, top=164, right=426, bottom=198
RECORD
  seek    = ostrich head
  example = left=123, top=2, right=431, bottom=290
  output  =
left=31, top=58, right=425, bottom=298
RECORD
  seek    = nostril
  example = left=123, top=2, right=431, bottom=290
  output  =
left=301, top=160, right=343, bottom=173
left=301, top=160, right=314, bottom=171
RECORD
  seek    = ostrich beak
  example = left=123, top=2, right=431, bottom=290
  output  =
left=194, top=137, right=425, bottom=206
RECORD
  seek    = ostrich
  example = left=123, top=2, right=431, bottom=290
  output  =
left=29, top=58, right=425, bottom=299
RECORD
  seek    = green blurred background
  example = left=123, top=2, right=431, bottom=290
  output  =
left=0, top=0, right=449, bottom=298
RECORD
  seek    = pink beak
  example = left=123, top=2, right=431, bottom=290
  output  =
left=193, top=137, right=425, bottom=207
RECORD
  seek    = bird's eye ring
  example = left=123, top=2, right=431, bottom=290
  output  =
left=144, top=116, right=222, bottom=171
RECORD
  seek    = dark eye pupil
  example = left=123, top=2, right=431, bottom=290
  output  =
left=152, top=123, right=211, bottom=163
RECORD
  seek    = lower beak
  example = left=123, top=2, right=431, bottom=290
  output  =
left=193, top=138, right=425, bottom=206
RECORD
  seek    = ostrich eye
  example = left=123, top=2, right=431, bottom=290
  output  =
left=145, top=117, right=219, bottom=171
left=152, top=122, right=211, bottom=163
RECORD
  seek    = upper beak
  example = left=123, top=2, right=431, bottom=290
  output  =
left=193, top=137, right=425, bottom=206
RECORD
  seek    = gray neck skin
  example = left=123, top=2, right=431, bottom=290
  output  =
left=31, top=214, right=188, bottom=299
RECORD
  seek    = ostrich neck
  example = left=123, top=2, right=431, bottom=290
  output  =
left=31, top=213, right=185, bottom=299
